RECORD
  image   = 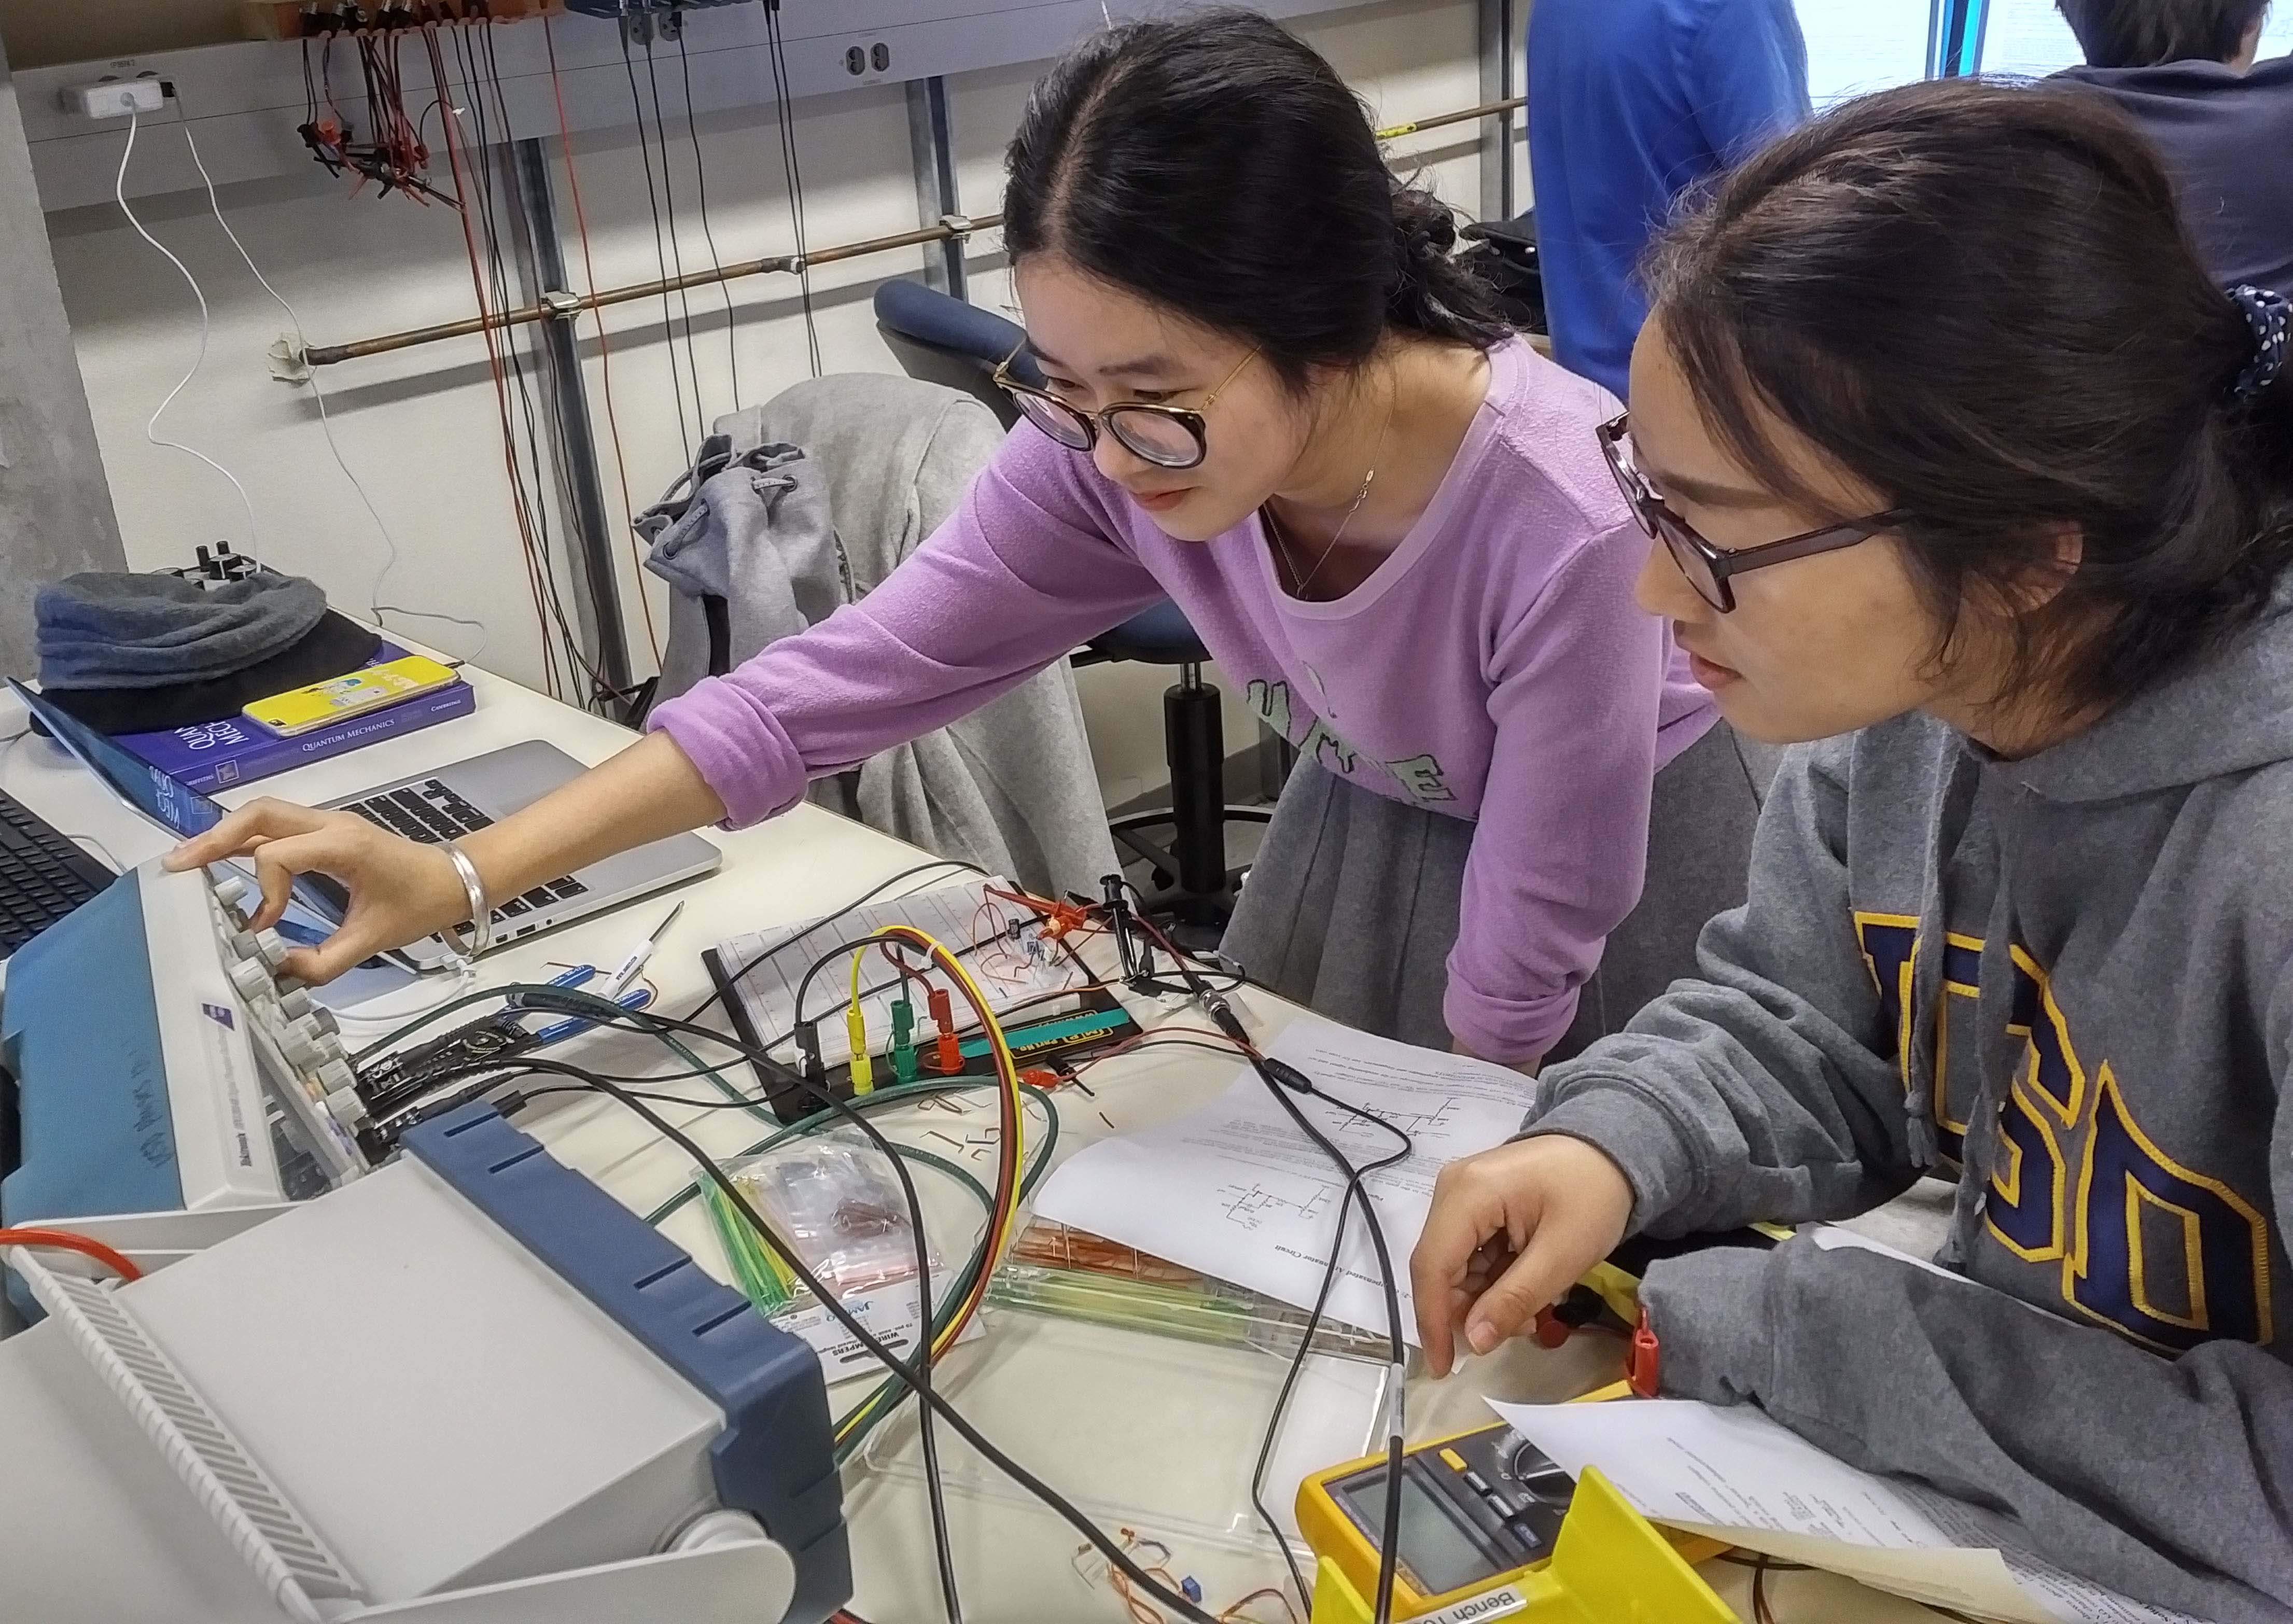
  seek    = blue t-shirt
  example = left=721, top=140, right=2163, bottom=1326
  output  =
left=1528, top=0, right=1810, bottom=398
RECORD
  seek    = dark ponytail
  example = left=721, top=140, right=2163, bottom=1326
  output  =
left=1002, top=9, right=1510, bottom=389
left=1647, top=78, right=2293, bottom=711
left=1387, top=183, right=1506, bottom=349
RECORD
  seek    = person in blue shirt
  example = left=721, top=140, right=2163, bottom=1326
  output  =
left=1528, top=0, right=1811, bottom=398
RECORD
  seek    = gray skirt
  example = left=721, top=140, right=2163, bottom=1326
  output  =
left=1218, top=721, right=1775, bottom=1063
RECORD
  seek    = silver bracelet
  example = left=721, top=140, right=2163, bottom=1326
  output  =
left=438, top=841, right=493, bottom=962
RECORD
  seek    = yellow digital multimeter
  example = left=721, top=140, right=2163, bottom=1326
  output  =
left=1296, top=1416, right=1735, bottom=1622
left=1295, top=1228, right=1789, bottom=1621
left=1298, top=1421, right=1572, bottom=1614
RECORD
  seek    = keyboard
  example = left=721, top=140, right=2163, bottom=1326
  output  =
left=339, top=779, right=586, bottom=922
left=0, top=788, right=114, bottom=958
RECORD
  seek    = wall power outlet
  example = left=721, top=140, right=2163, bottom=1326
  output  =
left=67, top=79, right=167, bottom=120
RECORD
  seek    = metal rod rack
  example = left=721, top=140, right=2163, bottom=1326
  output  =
left=304, top=92, right=1528, bottom=366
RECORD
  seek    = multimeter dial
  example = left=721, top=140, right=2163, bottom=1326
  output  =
left=1506, top=1440, right=1575, bottom=1505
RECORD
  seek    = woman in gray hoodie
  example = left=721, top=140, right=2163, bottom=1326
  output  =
left=1414, top=80, right=2293, bottom=1621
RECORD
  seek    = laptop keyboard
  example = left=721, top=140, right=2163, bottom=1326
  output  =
left=0, top=788, right=114, bottom=957
left=340, top=779, right=586, bottom=920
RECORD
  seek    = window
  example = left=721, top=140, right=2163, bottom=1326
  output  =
left=1799, top=0, right=1943, bottom=104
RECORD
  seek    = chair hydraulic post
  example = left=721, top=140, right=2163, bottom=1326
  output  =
left=1165, top=659, right=1229, bottom=922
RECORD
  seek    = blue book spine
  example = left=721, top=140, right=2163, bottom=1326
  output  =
left=119, top=679, right=476, bottom=792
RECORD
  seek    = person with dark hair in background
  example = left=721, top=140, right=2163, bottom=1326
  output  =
left=2054, top=0, right=2293, bottom=298
left=166, top=11, right=1745, bottom=1074
left=1526, top=0, right=1810, bottom=399
left=1413, top=79, right=2293, bottom=1621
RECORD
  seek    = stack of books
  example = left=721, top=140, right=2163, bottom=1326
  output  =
left=117, top=640, right=474, bottom=793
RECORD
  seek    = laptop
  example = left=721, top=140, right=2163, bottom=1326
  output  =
left=7, top=679, right=720, bottom=972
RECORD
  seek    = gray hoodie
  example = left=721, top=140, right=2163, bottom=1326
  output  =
left=1529, top=588, right=2293, bottom=1621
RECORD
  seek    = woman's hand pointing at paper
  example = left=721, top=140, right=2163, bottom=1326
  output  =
left=1410, top=1135, right=1635, bottom=1376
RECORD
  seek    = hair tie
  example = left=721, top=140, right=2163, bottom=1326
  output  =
left=2229, top=284, right=2289, bottom=402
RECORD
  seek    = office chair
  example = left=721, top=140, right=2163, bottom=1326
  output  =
left=872, top=279, right=1277, bottom=935
left=874, top=278, right=1046, bottom=417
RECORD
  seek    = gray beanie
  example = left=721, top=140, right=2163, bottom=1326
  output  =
left=35, top=571, right=328, bottom=690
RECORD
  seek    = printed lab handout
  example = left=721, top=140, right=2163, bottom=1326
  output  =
left=1491, top=1397, right=2205, bottom=1624
left=1033, top=1019, right=1537, bottom=1343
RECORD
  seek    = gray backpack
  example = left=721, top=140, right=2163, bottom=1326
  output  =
left=636, top=374, right=1116, bottom=900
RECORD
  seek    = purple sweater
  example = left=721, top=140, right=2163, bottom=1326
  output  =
left=652, top=338, right=1715, bottom=1059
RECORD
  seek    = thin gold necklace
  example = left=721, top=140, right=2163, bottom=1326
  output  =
left=1267, top=395, right=1394, bottom=600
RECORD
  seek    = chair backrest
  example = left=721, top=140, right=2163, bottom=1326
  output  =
left=876, top=324, right=1020, bottom=430
left=872, top=279, right=1044, bottom=431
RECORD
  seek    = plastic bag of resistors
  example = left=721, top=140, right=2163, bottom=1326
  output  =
left=704, top=1129, right=937, bottom=1314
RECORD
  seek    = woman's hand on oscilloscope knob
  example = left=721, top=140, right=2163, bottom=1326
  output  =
left=163, top=799, right=467, bottom=984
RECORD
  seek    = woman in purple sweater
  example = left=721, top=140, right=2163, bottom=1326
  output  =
left=171, top=13, right=1746, bottom=1069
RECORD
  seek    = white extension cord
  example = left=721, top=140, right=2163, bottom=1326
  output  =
left=174, top=120, right=488, bottom=657
left=114, top=107, right=261, bottom=551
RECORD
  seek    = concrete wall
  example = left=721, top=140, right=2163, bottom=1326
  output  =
left=0, top=31, right=125, bottom=680
left=0, top=1, right=245, bottom=70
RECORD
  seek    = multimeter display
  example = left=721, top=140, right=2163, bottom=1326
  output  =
left=1346, top=1475, right=1501, bottom=1597
left=1324, top=1427, right=1575, bottom=1602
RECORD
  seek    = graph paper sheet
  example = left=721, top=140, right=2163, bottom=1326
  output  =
left=708, top=876, right=1090, bottom=1066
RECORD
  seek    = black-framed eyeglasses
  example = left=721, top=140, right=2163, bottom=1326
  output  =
left=992, top=344, right=1256, bottom=471
left=1597, top=413, right=1908, bottom=612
